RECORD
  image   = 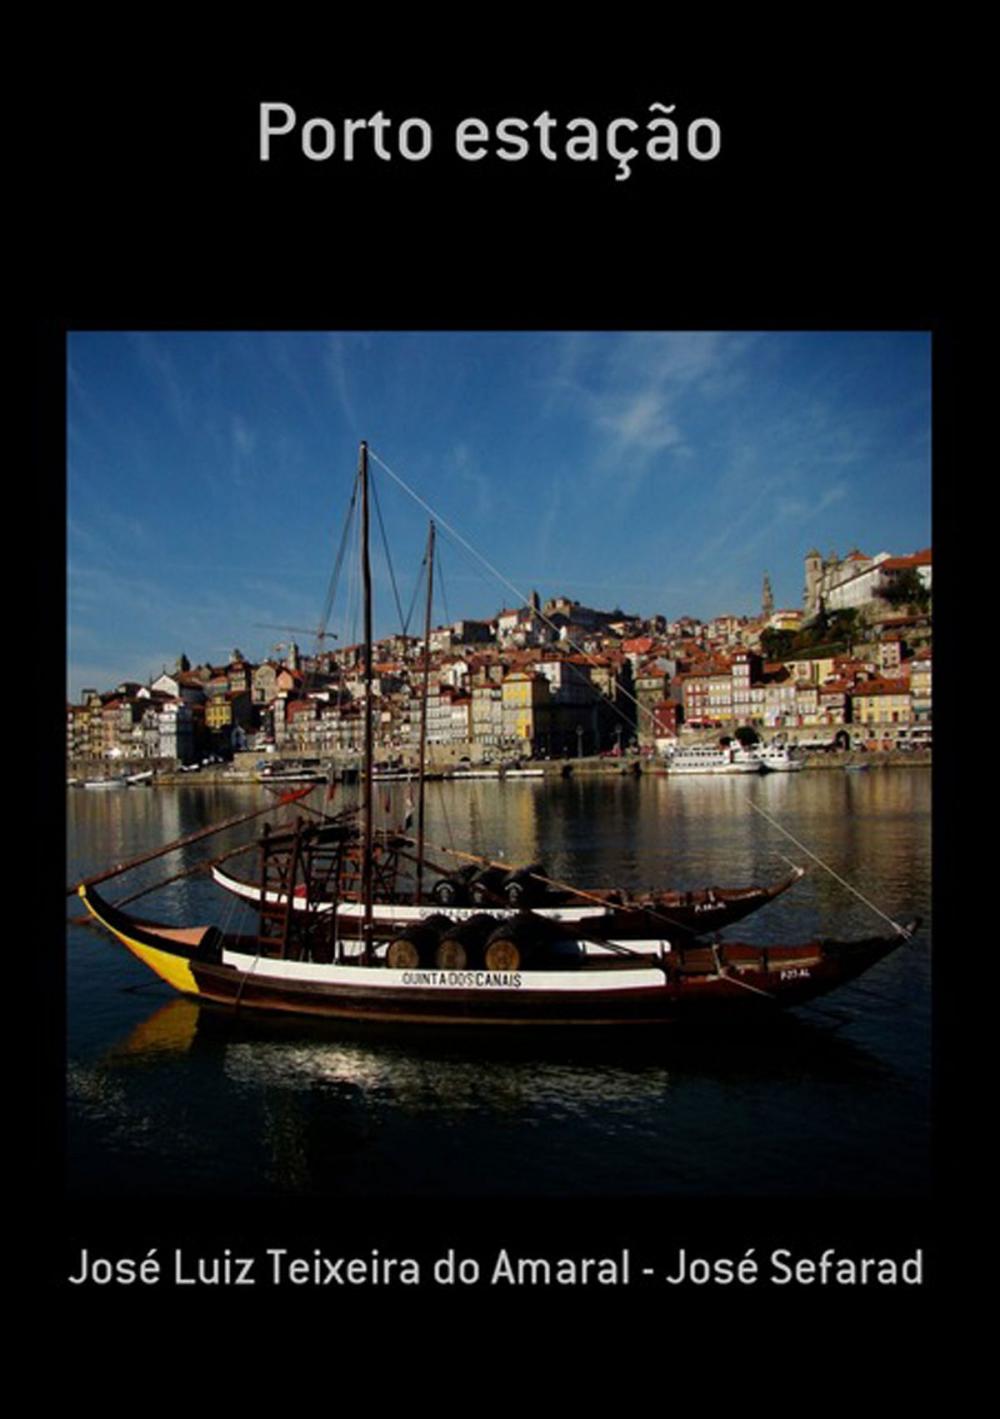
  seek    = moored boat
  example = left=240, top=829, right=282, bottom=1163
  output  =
left=77, top=878, right=917, bottom=1030
left=739, top=743, right=805, bottom=773
left=210, top=850, right=806, bottom=940
left=663, top=744, right=762, bottom=775
left=257, top=759, right=328, bottom=783
left=759, top=745, right=804, bottom=772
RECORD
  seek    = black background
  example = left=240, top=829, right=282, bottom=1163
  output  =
left=27, top=28, right=969, bottom=1366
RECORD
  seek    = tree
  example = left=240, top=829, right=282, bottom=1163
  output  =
left=760, top=628, right=797, bottom=660
left=879, top=568, right=930, bottom=612
left=735, top=725, right=760, bottom=747
left=829, top=607, right=859, bottom=642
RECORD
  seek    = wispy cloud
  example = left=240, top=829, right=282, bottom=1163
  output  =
left=232, top=415, right=256, bottom=457
left=130, top=332, right=195, bottom=428
left=229, top=414, right=259, bottom=488
left=325, top=335, right=359, bottom=433
left=696, top=474, right=851, bottom=577
left=448, top=442, right=493, bottom=520
left=548, top=331, right=758, bottom=487
left=267, top=334, right=323, bottom=428
left=595, top=389, right=683, bottom=453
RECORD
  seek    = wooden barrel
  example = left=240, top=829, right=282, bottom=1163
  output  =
left=503, top=863, right=546, bottom=906
left=386, top=923, right=440, bottom=970
left=483, top=914, right=545, bottom=971
left=431, top=865, right=477, bottom=906
left=470, top=866, right=508, bottom=905
left=434, top=913, right=496, bottom=969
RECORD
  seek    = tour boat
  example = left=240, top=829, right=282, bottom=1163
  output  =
left=663, top=744, right=762, bottom=775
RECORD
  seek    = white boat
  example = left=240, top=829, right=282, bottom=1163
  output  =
left=663, top=744, right=762, bottom=775
left=256, top=761, right=327, bottom=783
left=731, top=742, right=805, bottom=773
left=450, top=765, right=544, bottom=780
left=758, top=744, right=804, bottom=773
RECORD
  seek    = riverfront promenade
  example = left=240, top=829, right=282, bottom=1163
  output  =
left=69, top=748, right=931, bottom=787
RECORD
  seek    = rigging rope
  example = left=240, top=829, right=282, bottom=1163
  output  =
left=434, top=778, right=457, bottom=857
left=370, top=462, right=408, bottom=634
left=319, top=476, right=359, bottom=634
left=110, top=839, right=255, bottom=907
left=401, top=832, right=794, bottom=943
left=436, top=540, right=452, bottom=628
left=368, top=448, right=655, bottom=740
left=402, top=546, right=427, bottom=637
left=341, top=495, right=361, bottom=674
left=746, top=799, right=911, bottom=938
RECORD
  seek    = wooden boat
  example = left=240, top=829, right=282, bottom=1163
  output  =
left=76, top=877, right=916, bottom=1029
left=209, top=852, right=806, bottom=940
left=73, top=441, right=918, bottom=1032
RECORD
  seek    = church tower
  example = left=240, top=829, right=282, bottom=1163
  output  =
left=761, top=572, right=774, bottom=621
left=804, top=549, right=823, bottom=614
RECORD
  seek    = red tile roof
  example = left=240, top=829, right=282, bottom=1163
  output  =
left=879, top=548, right=932, bottom=572
left=851, top=678, right=911, bottom=696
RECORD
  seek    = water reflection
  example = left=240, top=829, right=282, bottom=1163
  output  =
left=67, top=774, right=931, bottom=1198
left=67, top=987, right=918, bottom=1199
left=104, top=992, right=896, bottom=1112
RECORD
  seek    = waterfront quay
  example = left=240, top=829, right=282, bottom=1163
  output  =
left=68, top=744, right=930, bottom=787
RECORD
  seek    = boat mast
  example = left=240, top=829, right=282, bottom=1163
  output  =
left=415, top=520, right=435, bottom=903
left=360, top=440, right=375, bottom=962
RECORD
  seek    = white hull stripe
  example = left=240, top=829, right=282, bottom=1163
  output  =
left=219, top=951, right=668, bottom=992
left=221, top=937, right=671, bottom=962
left=212, top=867, right=611, bottom=923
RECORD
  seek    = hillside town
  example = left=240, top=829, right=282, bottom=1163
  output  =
left=67, top=545, right=932, bottom=771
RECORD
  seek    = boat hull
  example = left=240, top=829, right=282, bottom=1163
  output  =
left=209, top=864, right=805, bottom=939
left=664, top=762, right=761, bottom=775
left=78, top=883, right=913, bottom=1031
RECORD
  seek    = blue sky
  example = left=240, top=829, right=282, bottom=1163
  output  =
left=67, top=330, right=931, bottom=698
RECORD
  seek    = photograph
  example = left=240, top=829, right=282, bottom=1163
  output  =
left=66, top=329, right=931, bottom=1208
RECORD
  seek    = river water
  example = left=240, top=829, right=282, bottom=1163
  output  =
left=66, top=770, right=931, bottom=1200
